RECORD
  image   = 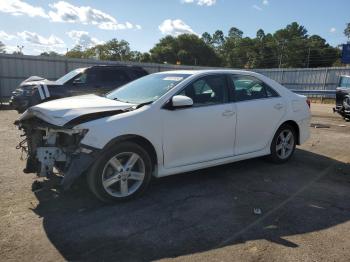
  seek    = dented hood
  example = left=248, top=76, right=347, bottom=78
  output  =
left=19, top=94, right=135, bottom=126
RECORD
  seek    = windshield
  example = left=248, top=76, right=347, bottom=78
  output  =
left=106, top=73, right=191, bottom=104
left=55, top=68, right=86, bottom=85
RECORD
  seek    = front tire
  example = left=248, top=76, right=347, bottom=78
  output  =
left=87, top=141, right=153, bottom=202
left=268, top=124, right=296, bottom=163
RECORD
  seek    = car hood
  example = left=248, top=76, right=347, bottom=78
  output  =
left=20, top=76, right=58, bottom=87
left=18, top=94, right=135, bottom=127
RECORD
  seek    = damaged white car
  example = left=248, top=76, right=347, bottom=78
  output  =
left=15, top=70, right=311, bottom=202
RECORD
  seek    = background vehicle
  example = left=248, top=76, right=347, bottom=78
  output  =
left=9, top=65, right=148, bottom=113
left=16, top=70, right=311, bottom=202
left=333, top=75, right=350, bottom=120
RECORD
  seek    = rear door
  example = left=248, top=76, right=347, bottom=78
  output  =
left=231, top=74, right=286, bottom=155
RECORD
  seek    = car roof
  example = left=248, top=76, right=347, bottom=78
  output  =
left=87, top=65, right=146, bottom=70
left=154, top=69, right=260, bottom=76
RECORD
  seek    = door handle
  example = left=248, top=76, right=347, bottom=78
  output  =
left=274, top=103, right=284, bottom=110
left=222, top=110, right=235, bottom=117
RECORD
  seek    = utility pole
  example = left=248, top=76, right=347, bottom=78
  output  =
left=17, top=45, right=24, bottom=55
left=306, top=47, right=311, bottom=68
left=278, top=42, right=285, bottom=68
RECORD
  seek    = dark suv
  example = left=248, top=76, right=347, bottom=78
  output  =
left=333, top=75, right=350, bottom=120
left=9, top=65, right=148, bottom=113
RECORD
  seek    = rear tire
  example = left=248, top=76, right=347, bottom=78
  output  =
left=268, top=124, right=296, bottom=164
left=87, top=141, right=153, bottom=202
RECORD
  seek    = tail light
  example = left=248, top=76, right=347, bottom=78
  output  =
left=306, top=99, right=311, bottom=108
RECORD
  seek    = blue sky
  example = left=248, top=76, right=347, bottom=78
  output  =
left=0, top=0, right=348, bottom=55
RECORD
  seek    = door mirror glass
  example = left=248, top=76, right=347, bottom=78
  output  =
left=172, top=95, right=193, bottom=108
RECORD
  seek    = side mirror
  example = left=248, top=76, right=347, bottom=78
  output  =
left=172, top=95, right=193, bottom=108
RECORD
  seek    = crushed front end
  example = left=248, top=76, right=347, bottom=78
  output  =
left=15, top=117, right=97, bottom=189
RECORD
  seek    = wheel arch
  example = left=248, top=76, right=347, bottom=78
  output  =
left=278, top=120, right=300, bottom=145
left=103, top=134, right=158, bottom=168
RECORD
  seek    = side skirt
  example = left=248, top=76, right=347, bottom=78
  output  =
left=156, top=148, right=270, bottom=178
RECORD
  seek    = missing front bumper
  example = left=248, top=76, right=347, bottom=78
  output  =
left=16, top=119, right=95, bottom=189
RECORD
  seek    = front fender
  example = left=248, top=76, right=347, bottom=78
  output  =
left=76, top=107, right=163, bottom=166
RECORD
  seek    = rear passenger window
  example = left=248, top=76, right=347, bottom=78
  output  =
left=128, top=69, right=148, bottom=79
left=95, top=70, right=130, bottom=83
left=230, top=75, right=279, bottom=102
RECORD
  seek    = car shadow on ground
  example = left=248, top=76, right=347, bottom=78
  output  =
left=31, top=149, right=350, bottom=261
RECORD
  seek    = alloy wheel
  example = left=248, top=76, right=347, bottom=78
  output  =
left=101, top=152, right=145, bottom=197
left=276, top=129, right=294, bottom=160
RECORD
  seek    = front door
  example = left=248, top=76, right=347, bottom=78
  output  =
left=162, top=74, right=236, bottom=168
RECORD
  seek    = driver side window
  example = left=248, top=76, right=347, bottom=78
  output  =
left=73, top=73, right=88, bottom=84
left=179, top=74, right=228, bottom=106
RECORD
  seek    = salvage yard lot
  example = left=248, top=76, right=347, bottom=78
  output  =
left=1, top=103, right=350, bottom=262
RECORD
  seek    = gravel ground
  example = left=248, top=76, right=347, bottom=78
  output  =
left=1, top=103, right=350, bottom=262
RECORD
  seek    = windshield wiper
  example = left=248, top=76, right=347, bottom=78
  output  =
left=135, top=101, right=153, bottom=109
left=113, top=97, right=133, bottom=104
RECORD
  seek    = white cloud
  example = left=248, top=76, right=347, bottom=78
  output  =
left=182, top=0, right=216, bottom=6
left=330, top=27, right=336, bottom=33
left=159, top=19, right=196, bottom=36
left=262, top=0, right=269, bottom=5
left=252, top=5, right=262, bottom=11
left=48, top=1, right=140, bottom=30
left=0, top=30, right=17, bottom=40
left=5, top=45, right=19, bottom=53
left=67, top=30, right=104, bottom=49
left=0, top=0, right=48, bottom=18
left=17, top=31, right=64, bottom=47
left=0, top=1, right=141, bottom=31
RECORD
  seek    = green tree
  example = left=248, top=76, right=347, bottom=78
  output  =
left=273, top=22, right=309, bottom=67
left=306, top=35, right=339, bottom=67
left=201, top=32, right=212, bottom=45
left=212, top=30, right=225, bottom=47
left=140, top=52, right=152, bottom=63
left=65, top=45, right=84, bottom=58
left=150, top=34, right=221, bottom=66
left=256, top=29, right=265, bottom=40
left=228, top=27, right=243, bottom=39
left=0, top=41, right=5, bottom=53
left=149, top=35, right=178, bottom=64
left=344, top=23, right=350, bottom=41
left=104, top=39, right=132, bottom=61
left=40, top=51, right=61, bottom=57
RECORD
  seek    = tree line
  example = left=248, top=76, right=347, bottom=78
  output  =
left=1, top=22, right=349, bottom=69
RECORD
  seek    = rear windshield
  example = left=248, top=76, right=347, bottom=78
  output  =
left=339, top=76, right=350, bottom=88
left=56, top=68, right=85, bottom=85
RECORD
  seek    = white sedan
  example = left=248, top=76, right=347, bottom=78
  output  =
left=17, top=70, right=311, bottom=202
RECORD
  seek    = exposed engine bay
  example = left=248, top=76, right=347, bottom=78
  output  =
left=15, top=117, right=96, bottom=189
left=13, top=94, right=140, bottom=189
